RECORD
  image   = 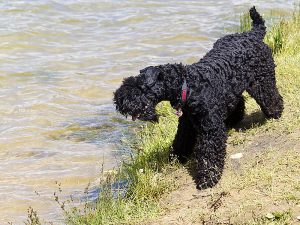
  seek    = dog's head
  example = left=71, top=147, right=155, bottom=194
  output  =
left=113, top=66, right=165, bottom=122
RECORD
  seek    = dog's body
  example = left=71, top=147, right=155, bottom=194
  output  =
left=114, top=7, right=283, bottom=189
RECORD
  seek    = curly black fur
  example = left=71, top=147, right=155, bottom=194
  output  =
left=113, top=7, right=283, bottom=189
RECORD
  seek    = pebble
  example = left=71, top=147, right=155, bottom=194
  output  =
left=296, top=215, right=300, bottom=221
left=230, top=152, right=243, bottom=159
left=265, top=213, right=274, bottom=219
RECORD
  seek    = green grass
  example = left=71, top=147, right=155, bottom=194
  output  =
left=60, top=103, right=179, bottom=225
left=238, top=11, right=252, bottom=33
left=57, top=5, right=300, bottom=225
left=239, top=4, right=300, bottom=55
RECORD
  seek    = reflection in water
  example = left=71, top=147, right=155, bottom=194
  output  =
left=0, top=0, right=294, bottom=223
left=79, top=179, right=129, bottom=203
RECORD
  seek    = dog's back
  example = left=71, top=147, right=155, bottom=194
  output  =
left=191, top=7, right=272, bottom=96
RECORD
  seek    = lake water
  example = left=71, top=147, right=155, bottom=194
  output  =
left=0, top=0, right=294, bottom=223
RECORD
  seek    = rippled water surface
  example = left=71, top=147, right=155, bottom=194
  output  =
left=0, top=0, right=294, bottom=223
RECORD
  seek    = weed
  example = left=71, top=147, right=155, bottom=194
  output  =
left=25, top=207, right=41, bottom=225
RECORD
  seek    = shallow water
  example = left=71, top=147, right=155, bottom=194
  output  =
left=0, top=0, right=294, bottom=223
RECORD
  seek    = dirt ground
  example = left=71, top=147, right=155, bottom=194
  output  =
left=146, top=118, right=300, bottom=225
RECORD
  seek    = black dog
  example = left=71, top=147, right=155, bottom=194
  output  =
left=113, top=7, right=283, bottom=189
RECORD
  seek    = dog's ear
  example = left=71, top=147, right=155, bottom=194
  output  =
left=142, top=66, right=164, bottom=87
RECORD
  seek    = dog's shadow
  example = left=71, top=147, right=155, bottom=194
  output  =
left=232, top=110, right=267, bottom=131
left=186, top=110, right=267, bottom=188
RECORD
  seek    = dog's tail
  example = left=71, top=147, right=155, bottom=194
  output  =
left=249, top=6, right=266, bottom=38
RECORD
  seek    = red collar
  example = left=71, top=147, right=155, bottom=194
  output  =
left=181, top=79, right=187, bottom=102
left=175, top=78, right=188, bottom=117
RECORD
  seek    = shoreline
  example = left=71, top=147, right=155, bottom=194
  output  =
left=67, top=6, right=300, bottom=224
left=26, top=5, right=300, bottom=224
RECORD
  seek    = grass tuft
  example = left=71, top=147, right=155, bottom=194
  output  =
left=239, top=5, right=300, bottom=55
left=238, top=11, right=252, bottom=33
left=64, top=102, right=179, bottom=224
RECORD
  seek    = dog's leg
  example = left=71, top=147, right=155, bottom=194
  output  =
left=247, top=70, right=283, bottom=119
left=195, top=114, right=227, bottom=190
left=225, top=96, right=245, bottom=127
left=171, top=113, right=197, bottom=163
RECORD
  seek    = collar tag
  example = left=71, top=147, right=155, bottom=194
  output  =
left=175, top=108, right=183, bottom=117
